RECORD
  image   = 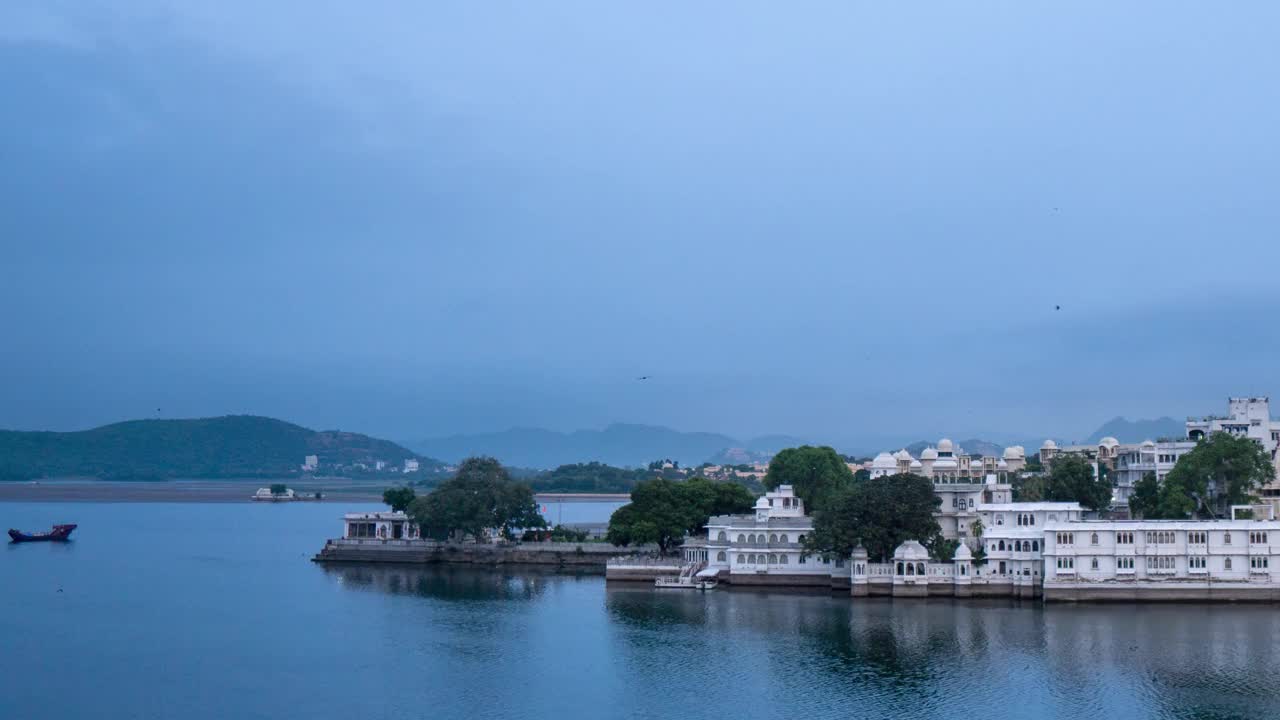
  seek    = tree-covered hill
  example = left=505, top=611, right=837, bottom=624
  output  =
left=0, top=415, right=442, bottom=481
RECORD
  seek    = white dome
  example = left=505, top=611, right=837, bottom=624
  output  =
left=920, top=446, right=938, bottom=460
left=871, top=452, right=897, bottom=470
left=894, top=449, right=913, bottom=461
left=1002, top=446, right=1020, bottom=459
left=910, top=459, right=923, bottom=469
left=754, top=497, right=770, bottom=509
left=1041, top=439, right=1057, bottom=450
left=892, top=540, right=931, bottom=561
left=954, top=543, right=973, bottom=561
left=997, top=458, right=1009, bottom=469
left=938, top=438, right=954, bottom=453
left=1141, top=439, right=1156, bottom=448
left=1100, top=436, right=1120, bottom=448
left=1011, top=445, right=1026, bottom=457
left=851, top=544, right=868, bottom=559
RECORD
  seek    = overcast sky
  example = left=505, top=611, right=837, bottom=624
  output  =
left=3, top=2, right=1278, bottom=448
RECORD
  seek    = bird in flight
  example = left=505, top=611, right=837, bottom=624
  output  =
left=637, top=376, right=651, bottom=381
left=1054, top=305, right=1061, bottom=311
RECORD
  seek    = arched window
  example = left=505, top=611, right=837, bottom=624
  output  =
left=917, top=562, right=925, bottom=575
left=780, top=554, right=788, bottom=564
left=906, top=563, right=915, bottom=575
left=798, top=534, right=806, bottom=544
left=717, top=531, right=726, bottom=541
left=896, top=562, right=904, bottom=575
left=998, top=540, right=1006, bottom=551
left=717, top=551, right=726, bottom=562
left=1032, top=540, right=1039, bottom=552
left=737, top=554, right=746, bottom=564
left=737, top=534, right=746, bottom=543
left=768, top=554, right=778, bottom=564
left=769, top=534, right=778, bottom=543
left=1029, top=515, right=1035, bottom=525
left=1225, top=557, right=1233, bottom=570
left=1091, top=533, right=1099, bottom=545
left=780, top=534, right=789, bottom=544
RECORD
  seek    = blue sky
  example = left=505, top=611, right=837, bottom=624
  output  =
left=2, top=2, right=1278, bottom=448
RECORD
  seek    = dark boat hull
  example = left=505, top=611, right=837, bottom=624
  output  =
left=8, top=524, right=77, bottom=542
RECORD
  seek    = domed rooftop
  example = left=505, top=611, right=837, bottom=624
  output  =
left=920, top=446, right=938, bottom=460
left=997, top=458, right=1009, bottom=469
left=894, top=449, right=913, bottom=461
left=1042, top=439, right=1058, bottom=450
left=1141, top=439, right=1156, bottom=448
left=754, top=497, right=770, bottom=509
left=1003, top=446, right=1024, bottom=459
left=954, top=543, right=973, bottom=561
left=910, top=459, right=923, bottom=469
left=1099, top=436, right=1120, bottom=448
left=851, top=544, right=868, bottom=559
left=892, top=540, right=931, bottom=561
left=938, top=438, right=954, bottom=453
left=871, top=452, right=897, bottom=470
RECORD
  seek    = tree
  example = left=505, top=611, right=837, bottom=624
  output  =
left=605, top=477, right=755, bottom=553
left=1156, top=432, right=1275, bottom=518
left=1127, top=472, right=1161, bottom=519
left=763, top=445, right=854, bottom=510
left=806, top=473, right=941, bottom=561
left=382, top=486, right=416, bottom=512
left=269, top=483, right=288, bottom=495
left=1044, top=454, right=1113, bottom=511
left=406, top=457, right=546, bottom=541
left=1012, top=474, right=1046, bottom=502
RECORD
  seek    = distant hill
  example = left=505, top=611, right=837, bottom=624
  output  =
left=412, top=423, right=806, bottom=469
left=903, top=438, right=1005, bottom=458
left=0, top=415, right=440, bottom=481
left=1086, top=416, right=1185, bottom=444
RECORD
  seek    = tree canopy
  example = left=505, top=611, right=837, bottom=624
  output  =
left=1142, top=432, right=1275, bottom=519
left=806, top=473, right=941, bottom=562
left=763, top=445, right=853, bottom=510
left=1043, top=453, right=1113, bottom=511
left=382, top=486, right=416, bottom=512
left=1127, top=471, right=1161, bottom=519
left=606, top=477, right=755, bottom=553
left=406, top=457, right=545, bottom=541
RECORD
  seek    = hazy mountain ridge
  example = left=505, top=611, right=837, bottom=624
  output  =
left=1085, top=416, right=1186, bottom=444
left=0, top=415, right=440, bottom=480
left=413, top=424, right=808, bottom=469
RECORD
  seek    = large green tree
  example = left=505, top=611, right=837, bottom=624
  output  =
left=763, top=445, right=854, bottom=510
left=406, top=457, right=545, bottom=541
left=1127, top=471, right=1161, bottom=519
left=1156, top=432, right=1275, bottom=518
left=1044, top=453, right=1113, bottom=511
left=382, top=486, right=416, bottom=512
left=806, top=473, right=941, bottom=562
left=606, top=477, right=755, bottom=553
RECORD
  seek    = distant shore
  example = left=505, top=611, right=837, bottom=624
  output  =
left=0, top=480, right=633, bottom=504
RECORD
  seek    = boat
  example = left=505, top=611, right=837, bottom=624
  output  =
left=8, top=524, right=77, bottom=543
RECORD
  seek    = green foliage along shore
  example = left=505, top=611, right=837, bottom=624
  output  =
left=0, top=415, right=440, bottom=481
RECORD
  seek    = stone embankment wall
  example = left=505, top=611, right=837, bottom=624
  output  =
left=314, top=538, right=648, bottom=570
left=1044, top=582, right=1280, bottom=602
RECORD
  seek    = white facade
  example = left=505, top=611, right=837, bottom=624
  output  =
left=1187, top=396, right=1280, bottom=505
left=403, top=459, right=420, bottom=473
left=975, top=502, right=1083, bottom=583
left=1043, top=519, right=1280, bottom=592
left=343, top=511, right=420, bottom=540
left=702, top=485, right=845, bottom=580
left=868, top=439, right=1017, bottom=540
left=1111, top=439, right=1197, bottom=506
left=253, top=487, right=295, bottom=501
left=302, top=455, right=319, bottom=472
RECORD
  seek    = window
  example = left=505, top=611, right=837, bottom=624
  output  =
left=1117, top=532, right=1133, bottom=544
left=1224, top=532, right=1232, bottom=545
left=1225, top=557, right=1232, bottom=570
left=1032, top=540, right=1039, bottom=552
left=769, top=533, right=778, bottom=543
left=737, top=534, right=746, bottom=543
left=998, top=540, right=1006, bottom=551
left=1189, top=531, right=1206, bottom=545
left=1251, top=531, right=1268, bottom=544
left=1056, top=532, right=1074, bottom=545
left=997, top=514, right=1005, bottom=526
left=780, top=534, right=789, bottom=544
left=768, top=554, right=778, bottom=564
left=1091, top=558, right=1099, bottom=570
left=717, top=551, right=726, bottom=562
left=737, top=555, right=746, bottom=564
left=952, top=498, right=958, bottom=508
left=798, top=534, right=806, bottom=544
left=780, top=554, right=788, bottom=565
left=1146, top=556, right=1175, bottom=571
left=1117, top=557, right=1134, bottom=570
left=1091, top=532, right=1099, bottom=545
left=1189, top=556, right=1206, bottom=570
left=968, top=498, right=975, bottom=509
left=799, top=554, right=807, bottom=565
left=1056, top=558, right=1074, bottom=570
left=1251, top=556, right=1269, bottom=571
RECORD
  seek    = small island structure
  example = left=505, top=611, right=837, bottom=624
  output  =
left=252, top=484, right=324, bottom=502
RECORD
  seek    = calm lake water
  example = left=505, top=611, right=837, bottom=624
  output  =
left=3, top=501, right=1280, bottom=720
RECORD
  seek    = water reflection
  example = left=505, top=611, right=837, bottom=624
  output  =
left=321, top=562, right=593, bottom=602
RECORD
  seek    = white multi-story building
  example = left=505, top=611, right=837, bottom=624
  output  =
left=403, top=459, right=420, bottom=473
left=1187, top=396, right=1280, bottom=505
left=975, top=502, right=1083, bottom=583
left=302, top=455, right=319, bottom=472
left=701, top=485, right=847, bottom=587
left=1111, top=439, right=1197, bottom=506
left=1042, top=516, right=1280, bottom=601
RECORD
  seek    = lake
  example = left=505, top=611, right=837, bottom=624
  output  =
left=3, top=501, right=1278, bottom=720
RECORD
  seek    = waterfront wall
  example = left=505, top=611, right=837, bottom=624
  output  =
left=314, top=538, right=649, bottom=570
left=1044, top=581, right=1280, bottom=603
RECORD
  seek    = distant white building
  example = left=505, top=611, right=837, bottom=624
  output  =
left=699, top=485, right=847, bottom=587
left=301, top=455, right=319, bottom=472
left=253, top=487, right=295, bottom=501
left=342, top=511, right=419, bottom=540
left=375, top=460, right=387, bottom=472
left=1111, top=439, right=1197, bottom=506
left=403, top=459, right=420, bottom=474
left=1187, top=396, right=1280, bottom=506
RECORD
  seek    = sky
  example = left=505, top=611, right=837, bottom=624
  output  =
left=2, top=1, right=1279, bottom=450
